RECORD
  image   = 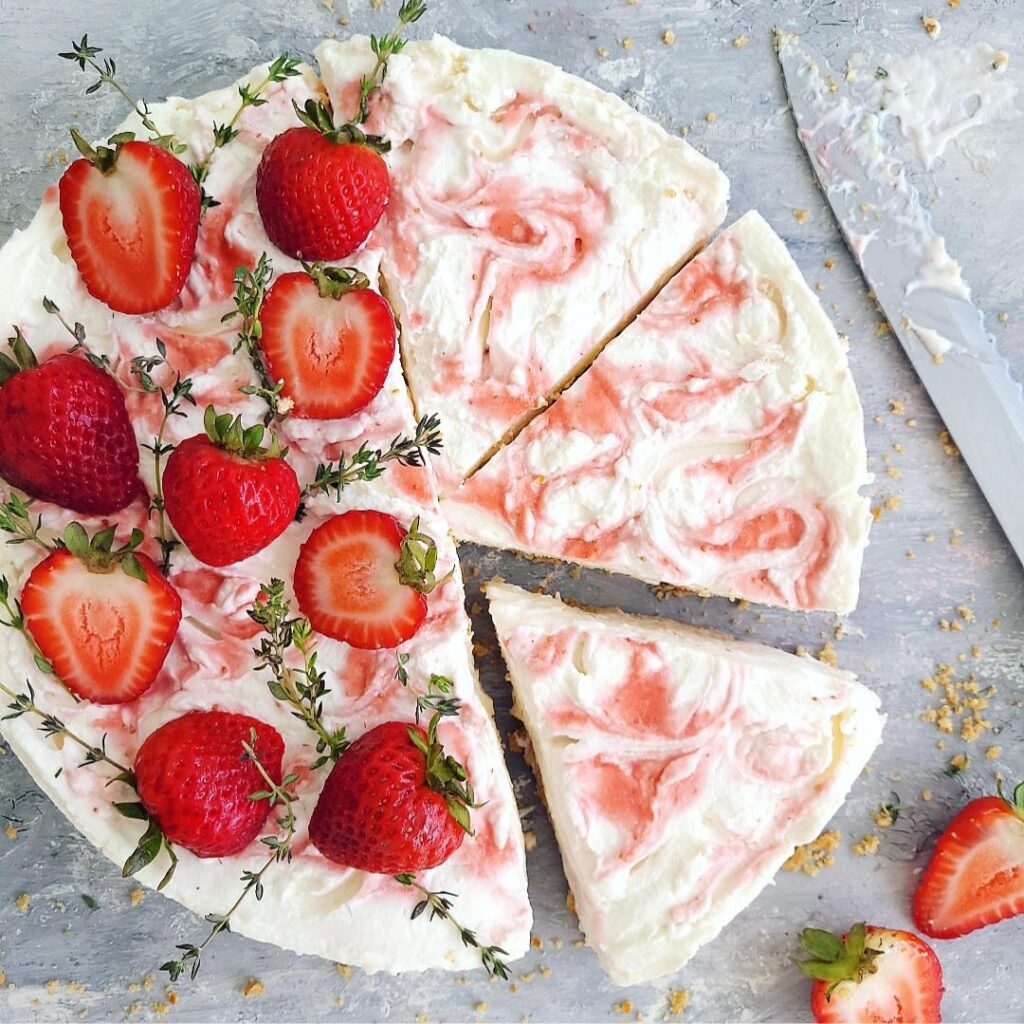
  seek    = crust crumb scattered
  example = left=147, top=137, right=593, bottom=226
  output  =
left=242, top=978, right=265, bottom=998
left=473, top=1002, right=489, bottom=1014
left=793, top=209, right=810, bottom=223
left=335, top=963, right=353, bottom=979
left=129, top=888, right=144, bottom=906
left=922, top=15, right=941, bottom=37
left=733, top=35, right=749, bottom=48
left=614, top=1002, right=634, bottom=1016
left=565, top=890, right=578, bottom=918
left=783, top=829, right=841, bottom=875
left=666, top=988, right=690, bottom=1018
left=852, top=834, right=880, bottom=856
left=662, top=29, right=676, bottom=45
left=15, top=893, right=30, bottom=913
left=523, top=829, right=538, bottom=852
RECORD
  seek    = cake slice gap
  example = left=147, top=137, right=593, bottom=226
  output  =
left=486, top=581, right=885, bottom=987
left=445, top=211, right=872, bottom=614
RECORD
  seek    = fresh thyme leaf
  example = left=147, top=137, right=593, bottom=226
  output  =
left=395, top=517, right=453, bottom=595
left=394, top=872, right=509, bottom=978
left=302, top=413, right=443, bottom=507
left=394, top=653, right=461, bottom=722
left=160, top=733, right=298, bottom=983
left=0, top=577, right=68, bottom=696
left=248, top=580, right=349, bottom=767
left=42, top=296, right=113, bottom=373
left=876, top=66, right=889, bottom=79
left=0, top=493, right=54, bottom=551
left=80, top=893, right=99, bottom=911
left=225, top=254, right=282, bottom=423
left=352, top=0, right=427, bottom=126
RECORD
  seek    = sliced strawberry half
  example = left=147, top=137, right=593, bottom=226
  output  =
left=293, top=510, right=448, bottom=649
left=913, top=783, right=1024, bottom=939
left=260, top=265, right=396, bottom=420
left=796, top=923, right=943, bottom=1023
left=21, top=524, right=182, bottom=704
left=59, top=132, right=200, bottom=314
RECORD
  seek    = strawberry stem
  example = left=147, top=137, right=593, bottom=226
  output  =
left=303, top=261, right=371, bottom=300
left=794, top=923, right=883, bottom=998
left=393, top=872, right=509, bottom=978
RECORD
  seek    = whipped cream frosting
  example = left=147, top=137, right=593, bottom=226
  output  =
left=316, top=35, right=730, bottom=491
left=486, top=582, right=884, bottom=987
left=0, top=57, right=530, bottom=973
left=445, top=212, right=872, bottom=614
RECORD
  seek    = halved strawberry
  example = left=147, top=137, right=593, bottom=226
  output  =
left=21, top=524, right=182, bottom=704
left=259, top=264, right=396, bottom=419
left=796, top=923, right=943, bottom=1023
left=913, top=782, right=1024, bottom=939
left=59, top=132, right=200, bottom=314
left=293, top=510, right=448, bottom=649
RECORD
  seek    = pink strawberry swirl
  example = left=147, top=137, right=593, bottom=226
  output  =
left=450, top=233, right=847, bottom=611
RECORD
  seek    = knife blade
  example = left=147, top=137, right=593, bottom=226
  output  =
left=775, top=29, right=1024, bottom=566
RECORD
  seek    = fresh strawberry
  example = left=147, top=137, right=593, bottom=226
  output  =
left=259, top=264, right=395, bottom=419
left=309, top=715, right=473, bottom=873
left=255, top=100, right=390, bottom=261
left=293, top=510, right=448, bottom=649
left=796, top=922, right=943, bottom=1023
left=59, top=131, right=200, bottom=314
left=162, top=407, right=300, bottom=567
left=913, top=781, right=1024, bottom=939
left=0, top=331, right=140, bottom=514
left=134, top=709, right=284, bottom=858
left=21, top=523, right=181, bottom=704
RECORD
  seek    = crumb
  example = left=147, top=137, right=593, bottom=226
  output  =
left=705, top=112, right=717, bottom=123
left=883, top=495, right=901, bottom=511
left=949, top=527, right=964, bottom=547
left=987, top=745, right=1002, bottom=760
left=165, top=988, right=178, bottom=1006
left=45, top=980, right=59, bottom=996
left=662, top=29, right=675, bottom=45
left=0, top=971, right=7, bottom=986
left=566, top=890, right=577, bottom=917
left=4, top=822, right=17, bottom=840
left=824, top=258, right=835, bottom=269
left=621, top=37, right=634, bottom=50
left=523, top=829, right=537, bottom=852
left=15, top=893, right=30, bottom=913
left=614, top=1002, right=634, bottom=1015
left=667, top=988, right=690, bottom=1017
left=922, top=788, right=933, bottom=801
left=997, top=310, right=1009, bottom=322
left=572, top=939, right=585, bottom=949
left=948, top=0, right=960, bottom=5
left=793, top=209, right=810, bottom=223
left=539, top=965, right=552, bottom=979
left=336, top=963, right=353, bottom=979
left=888, top=398, right=905, bottom=414
left=153, top=1001, right=170, bottom=1016
left=906, top=550, right=915, bottom=560
left=939, top=430, right=959, bottom=457
left=129, top=888, right=144, bottom=907
left=956, top=605, right=974, bottom=622
left=906, top=417, right=917, bottom=427
left=596, top=46, right=610, bottom=58
left=817, top=642, right=838, bottom=668
left=852, top=834, right=880, bottom=855
left=474, top=1003, right=489, bottom=1014
left=950, top=753, right=969, bottom=773
left=552, top=938, right=564, bottom=949
left=871, top=506, right=882, bottom=522
left=242, top=978, right=265, bottom=999
left=531, top=934, right=543, bottom=950
left=520, top=972, right=536, bottom=984
left=416, top=1015, right=429, bottom=1023
left=886, top=466, right=902, bottom=480
left=922, top=16, right=941, bottom=37
left=733, top=35, right=749, bottom=48
left=143, top=974, right=154, bottom=991
left=128, top=982, right=141, bottom=993
left=783, top=829, right=841, bottom=875
left=971, top=645, right=982, bottom=659
left=924, top=534, right=936, bottom=543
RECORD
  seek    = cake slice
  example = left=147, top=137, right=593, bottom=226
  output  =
left=316, top=35, right=730, bottom=491
left=486, top=582, right=884, bottom=987
left=445, top=212, right=872, bottom=614
left=0, top=57, right=530, bottom=975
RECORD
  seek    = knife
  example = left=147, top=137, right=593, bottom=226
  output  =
left=775, top=29, right=1024, bottom=566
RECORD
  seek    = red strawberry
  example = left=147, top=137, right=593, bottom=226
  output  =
left=134, top=709, right=284, bottom=858
left=260, top=264, right=395, bottom=419
left=162, top=407, right=300, bottom=567
left=309, top=716, right=473, bottom=874
left=255, top=100, right=389, bottom=261
left=913, top=782, right=1024, bottom=939
left=59, top=132, right=200, bottom=314
left=0, top=332, right=140, bottom=515
left=21, top=523, right=181, bottom=704
left=796, top=923, right=943, bottom=1023
left=293, top=510, right=448, bottom=649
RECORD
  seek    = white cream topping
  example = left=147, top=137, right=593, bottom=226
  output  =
left=486, top=582, right=884, bottom=987
left=316, top=35, right=730, bottom=491
left=0, top=57, right=530, bottom=974
left=444, top=212, right=872, bottom=614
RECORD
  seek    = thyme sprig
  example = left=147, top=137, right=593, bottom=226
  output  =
left=354, top=0, right=428, bottom=126
left=0, top=576, right=56, bottom=679
left=396, top=517, right=453, bottom=595
left=42, top=296, right=113, bottom=373
left=58, top=36, right=185, bottom=154
left=302, top=413, right=443, bottom=506
left=393, top=872, right=509, bottom=978
left=191, top=54, right=302, bottom=212
left=0, top=677, right=177, bottom=885
left=395, top=653, right=460, bottom=722
left=131, top=340, right=196, bottom=575
left=0, top=494, right=55, bottom=551
left=161, top=732, right=299, bottom=982
left=224, top=254, right=282, bottom=423
left=249, top=580, right=348, bottom=769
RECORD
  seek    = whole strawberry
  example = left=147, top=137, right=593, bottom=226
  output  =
left=134, top=710, right=285, bottom=858
left=59, top=131, right=200, bottom=314
left=256, top=100, right=390, bottom=261
left=0, top=330, right=140, bottom=514
left=309, top=715, right=473, bottom=874
left=162, top=407, right=300, bottom=567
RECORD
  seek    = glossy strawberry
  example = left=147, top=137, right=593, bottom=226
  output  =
left=162, top=407, right=300, bottom=567
left=796, top=923, right=943, bottom=1023
left=59, top=132, right=200, bottom=314
left=256, top=100, right=389, bottom=261
left=913, top=781, right=1024, bottom=939
left=260, top=264, right=396, bottom=419
left=134, top=710, right=284, bottom=858
left=309, top=716, right=472, bottom=874
left=21, top=524, right=181, bottom=704
left=294, top=510, right=448, bottom=649
left=0, top=332, right=140, bottom=514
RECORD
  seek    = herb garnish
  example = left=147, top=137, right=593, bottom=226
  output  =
left=353, top=1, right=427, bottom=126
left=42, top=297, right=114, bottom=374
left=0, top=575, right=56, bottom=680
left=395, top=653, right=460, bottom=722
left=161, top=730, right=299, bottom=982
left=0, top=494, right=55, bottom=551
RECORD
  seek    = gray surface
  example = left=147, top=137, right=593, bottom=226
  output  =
left=0, top=0, right=1022, bottom=1021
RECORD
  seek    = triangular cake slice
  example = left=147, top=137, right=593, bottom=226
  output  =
left=0, top=59, right=530, bottom=975
left=316, top=35, right=730, bottom=491
left=486, top=582, right=884, bottom=987
left=446, top=212, right=872, bottom=613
